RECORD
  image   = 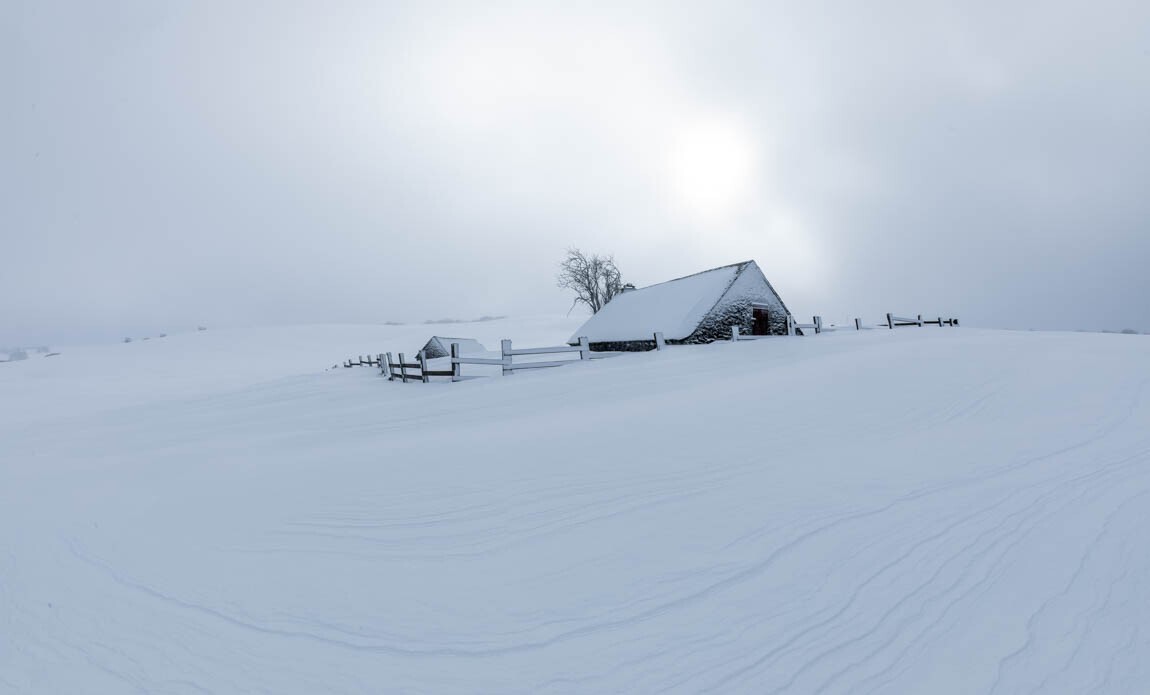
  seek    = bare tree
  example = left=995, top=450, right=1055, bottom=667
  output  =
left=557, top=248, right=624, bottom=314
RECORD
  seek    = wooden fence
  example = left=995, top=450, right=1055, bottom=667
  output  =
left=733, top=313, right=958, bottom=341
left=732, top=316, right=822, bottom=341
left=383, top=335, right=641, bottom=383
left=382, top=351, right=456, bottom=383
left=886, top=313, right=959, bottom=329
left=341, top=354, right=382, bottom=368
left=366, top=315, right=960, bottom=384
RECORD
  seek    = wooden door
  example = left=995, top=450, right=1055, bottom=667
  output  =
left=752, top=307, right=770, bottom=335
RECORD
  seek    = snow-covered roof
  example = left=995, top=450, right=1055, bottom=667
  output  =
left=419, top=336, right=487, bottom=359
left=569, top=261, right=752, bottom=343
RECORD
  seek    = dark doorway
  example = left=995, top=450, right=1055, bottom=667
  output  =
left=752, top=306, right=770, bottom=335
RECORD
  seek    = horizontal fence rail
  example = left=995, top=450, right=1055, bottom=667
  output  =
left=380, top=336, right=627, bottom=383
left=789, top=315, right=823, bottom=336
left=418, top=351, right=454, bottom=381
left=733, top=312, right=959, bottom=341
left=443, top=334, right=660, bottom=382
left=886, top=313, right=959, bottom=329
left=511, top=337, right=623, bottom=373
left=364, top=315, right=959, bottom=386
left=341, top=354, right=382, bottom=369
left=734, top=316, right=822, bottom=341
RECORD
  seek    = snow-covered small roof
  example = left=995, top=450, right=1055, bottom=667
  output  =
left=419, top=336, right=487, bottom=359
left=569, top=261, right=752, bottom=343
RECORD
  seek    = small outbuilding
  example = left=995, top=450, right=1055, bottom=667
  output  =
left=418, top=336, right=488, bottom=360
left=569, top=260, right=792, bottom=351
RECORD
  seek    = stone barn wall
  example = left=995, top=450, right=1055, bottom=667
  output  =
left=683, top=264, right=791, bottom=343
left=588, top=340, right=658, bottom=352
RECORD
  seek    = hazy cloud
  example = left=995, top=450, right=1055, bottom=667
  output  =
left=5, top=0, right=1149, bottom=345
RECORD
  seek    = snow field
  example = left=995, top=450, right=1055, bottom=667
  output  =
left=1, top=320, right=1148, bottom=693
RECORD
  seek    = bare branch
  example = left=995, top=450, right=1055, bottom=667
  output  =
left=557, top=248, right=625, bottom=314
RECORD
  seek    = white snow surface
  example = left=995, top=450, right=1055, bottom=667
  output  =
left=2, top=319, right=1150, bottom=693
left=568, top=263, right=741, bottom=343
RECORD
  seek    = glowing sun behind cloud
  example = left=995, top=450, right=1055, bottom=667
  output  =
left=667, top=117, right=761, bottom=223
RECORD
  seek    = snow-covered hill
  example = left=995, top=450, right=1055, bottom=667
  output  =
left=2, top=319, right=1148, bottom=693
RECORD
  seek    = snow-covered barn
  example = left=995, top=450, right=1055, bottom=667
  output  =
left=569, top=260, right=792, bottom=351
left=417, top=336, right=487, bottom=360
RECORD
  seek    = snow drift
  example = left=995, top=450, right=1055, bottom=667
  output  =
left=1, top=319, right=1148, bottom=693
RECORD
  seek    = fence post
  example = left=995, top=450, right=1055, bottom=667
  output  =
left=886, top=313, right=894, bottom=329
left=937, top=316, right=942, bottom=327
left=398, top=353, right=409, bottom=383
left=787, top=314, right=796, bottom=336
left=814, top=316, right=823, bottom=334
left=917, top=314, right=923, bottom=327
left=379, top=353, right=387, bottom=377
left=501, top=339, right=513, bottom=376
left=954, top=318, right=960, bottom=327
left=451, top=343, right=461, bottom=382
left=654, top=331, right=665, bottom=350
left=854, top=318, right=861, bottom=330
left=579, top=336, right=590, bottom=360
left=418, top=350, right=430, bottom=384
left=732, top=325, right=740, bottom=342
left=386, top=352, right=395, bottom=381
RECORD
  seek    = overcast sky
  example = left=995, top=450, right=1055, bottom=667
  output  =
left=5, top=0, right=1149, bottom=346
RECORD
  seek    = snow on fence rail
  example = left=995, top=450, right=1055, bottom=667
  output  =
left=790, top=315, right=823, bottom=335
left=383, top=335, right=642, bottom=384
left=733, top=313, right=959, bottom=341
left=338, top=354, right=382, bottom=369
left=885, top=313, right=959, bottom=329
left=732, top=316, right=823, bottom=341
left=364, top=314, right=961, bottom=384
left=383, top=352, right=455, bottom=383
